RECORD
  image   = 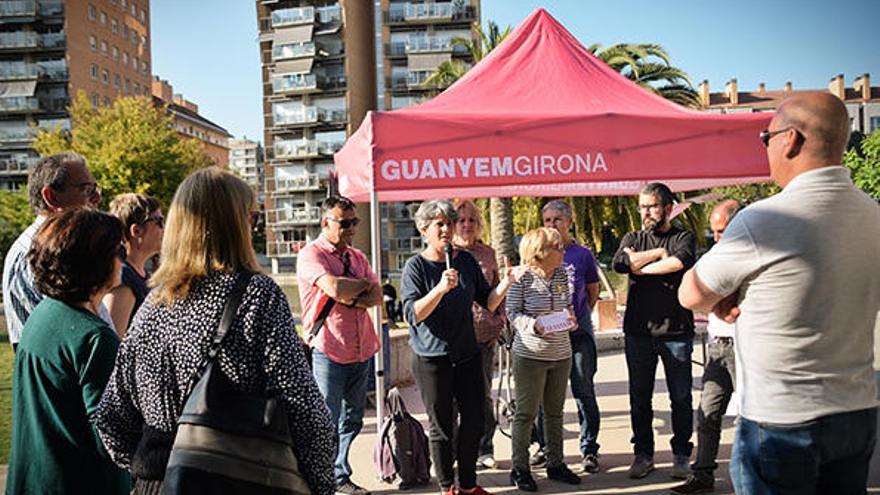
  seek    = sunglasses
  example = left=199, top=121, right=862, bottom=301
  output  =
left=326, top=216, right=360, bottom=228
left=143, top=214, right=164, bottom=229
left=116, top=244, right=127, bottom=260
left=759, top=127, right=793, bottom=147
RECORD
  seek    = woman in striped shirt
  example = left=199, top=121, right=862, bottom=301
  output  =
left=507, top=227, right=581, bottom=491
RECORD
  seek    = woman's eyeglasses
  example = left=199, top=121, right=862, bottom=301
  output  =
left=143, top=215, right=164, bottom=229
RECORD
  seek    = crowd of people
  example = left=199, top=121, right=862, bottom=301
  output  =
left=0, top=92, right=877, bottom=495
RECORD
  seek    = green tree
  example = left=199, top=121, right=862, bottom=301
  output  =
left=33, top=91, right=212, bottom=209
left=0, top=189, right=35, bottom=269
left=844, top=129, right=880, bottom=198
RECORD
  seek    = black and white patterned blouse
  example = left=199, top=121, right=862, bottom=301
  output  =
left=95, top=272, right=336, bottom=494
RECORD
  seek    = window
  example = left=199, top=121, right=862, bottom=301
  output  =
left=139, top=9, right=145, bottom=22
left=134, top=82, right=140, bottom=95
left=122, top=52, right=128, bottom=65
left=88, top=4, right=96, bottom=20
left=123, top=25, right=129, bottom=40
left=141, top=60, right=148, bottom=74
left=112, top=46, right=118, bottom=60
left=125, top=78, right=130, bottom=93
left=100, top=11, right=107, bottom=25
left=870, top=116, right=880, bottom=133
left=100, top=40, right=108, bottom=55
left=89, top=35, right=97, bottom=51
left=141, top=35, right=147, bottom=47
left=90, top=64, right=98, bottom=79
left=103, top=97, right=110, bottom=107
left=131, top=4, right=136, bottom=16
left=133, top=56, right=138, bottom=69
left=121, top=0, right=126, bottom=8
left=92, top=94, right=99, bottom=107
left=101, top=69, right=109, bottom=84
left=114, top=74, right=120, bottom=88
left=131, top=29, right=138, bottom=46
left=111, top=19, right=118, bottom=34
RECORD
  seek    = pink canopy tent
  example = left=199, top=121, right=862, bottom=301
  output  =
left=333, top=8, right=772, bottom=418
left=335, top=8, right=772, bottom=202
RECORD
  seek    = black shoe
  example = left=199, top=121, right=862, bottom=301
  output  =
left=546, top=464, right=581, bottom=485
left=509, top=468, right=538, bottom=492
left=670, top=474, right=715, bottom=494
left=336, top=480, right=370, bottom=495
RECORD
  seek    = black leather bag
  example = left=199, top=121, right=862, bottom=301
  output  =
left=161, top=273, right=310, bottom=495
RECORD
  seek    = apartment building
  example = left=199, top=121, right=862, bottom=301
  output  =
left=0, top=0, right=152, bottom=190
left=228, top=137, right=264, bottom=204
left=152, top=76, right=231, bottom=166
left=701, top=73, right=880, bottom=133
left=256, top=0, right=479, bottom=274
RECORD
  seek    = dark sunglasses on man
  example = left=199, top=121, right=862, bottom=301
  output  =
left=759, top=127, right=797, bottom=147
left=326, top=216, right=360, bottom=228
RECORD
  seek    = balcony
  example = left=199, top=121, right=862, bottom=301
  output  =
left=387, top=42, right=406, bottom=57
left=41, top=32, right=65, bottom=49
left=0, top=155, right=38, bottom=174
left=274, top=104, right=319, bottom=126
left=389, top=236, right=423, bottom=252
left=0, top=126, right=33, bottom=143
left=270, top=173, right=322, bottom=193
left=273, top=138, right=319, bottom=159
left=0, top=1, right=37, bottom=18
left=266, top=206, right=322, bottom=226
left=406, top=70, right=433, bottom=88
left=271, top=6, right=314, bottom=28
left=267, top=239, right=307, bottom=257
left=272, top=41, right=316, bottom=61
left=0, top=62, right=38, bottom=80
left=316, top=5, right=341, bottom=25
left=317, top=75, right=346, bottom=92
left=406, top=36, right=453, bottom=54
left=318, top=140, right=344, bottom=155
left=0, top=31, right=38, bottom=49
left=272, top=73, right=317, bottom=94
left=0, top=96, right=38, bottom=113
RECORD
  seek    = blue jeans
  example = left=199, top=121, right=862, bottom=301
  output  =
left=625, top=333, right=693, bottom=457
left=536, top=330, right=601, bottom=456
left=312, top=349, right=371, bottom=484
left=731, top=407, right=877, bottom=495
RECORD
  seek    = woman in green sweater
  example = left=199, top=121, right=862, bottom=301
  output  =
left=6, top=208, right=130, bottom=494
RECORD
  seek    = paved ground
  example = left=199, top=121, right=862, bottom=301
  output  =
left=348, top=347, right=739, bottom=495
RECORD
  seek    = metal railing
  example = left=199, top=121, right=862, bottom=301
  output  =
left=0, top=61, right=38, bottom=80
left=0, top=1, right=37, bottom=17
left=273, top=104, right=319, bottom=125
left=0, top=127, right=33, bottom=142
left=273, top=139, right=319, bottom=159
left=0, top=31, right=38, bottom=48
left=265, top=206, right=322, bottom=225
left=269, top=173, right=322, bottom=193
left=271, top=6, right=314, bottom=28
left=272, top=41, right=315, bottom=61
left=267, top=240, right=307, bottom=257
left=406, top=36, right=453, bottom=53
left=0, top=96, right=39, bottom=112
left=0, top=155, right=38, bottom=174
left=272, top=73, right=317, bottom=93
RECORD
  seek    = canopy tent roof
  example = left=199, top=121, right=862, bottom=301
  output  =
left=334, top=8, right=773, bottom=202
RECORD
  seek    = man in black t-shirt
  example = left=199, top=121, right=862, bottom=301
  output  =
left=612, top=182, right=696, bottom=481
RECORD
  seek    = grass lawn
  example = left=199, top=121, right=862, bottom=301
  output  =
left=0, top=344, right=11, bottom=464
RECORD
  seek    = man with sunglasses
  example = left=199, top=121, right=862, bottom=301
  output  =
left=3, top=152, right=108, bottom=352
left=679, top=92, right=880, bottom=494
left=296, top=194, right=382, bottom=495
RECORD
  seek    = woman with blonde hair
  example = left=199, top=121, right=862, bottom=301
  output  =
left=452, top=199, right=506, bottom=469
left=95, top=168, right=336, bottom=494
left=507, top=227, right=581, bottom=491
left=104, top=192, right=164, bottom=334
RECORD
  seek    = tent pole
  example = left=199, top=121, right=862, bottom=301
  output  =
left=370, top=189, right=385, bottom=425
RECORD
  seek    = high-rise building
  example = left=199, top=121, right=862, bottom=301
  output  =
left=0, top=0, right=152, bottom=190
left=228, top=137, right=265, bottom=204
left=256, top=0, right=479, bottom=274
left=152, top=76, right=232, bottom=167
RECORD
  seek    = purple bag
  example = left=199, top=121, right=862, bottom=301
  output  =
left=373, top=388, right=431, bottom=489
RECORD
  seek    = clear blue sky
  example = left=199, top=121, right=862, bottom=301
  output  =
left=151, top=0, right=880, bottom=143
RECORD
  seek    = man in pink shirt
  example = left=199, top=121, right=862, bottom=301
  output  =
left=297, top=195, right=382, bottom=495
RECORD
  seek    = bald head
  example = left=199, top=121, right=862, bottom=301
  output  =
left=775, top=91, right=850, bottom=164
left=710, top=199, right=740, bottom=242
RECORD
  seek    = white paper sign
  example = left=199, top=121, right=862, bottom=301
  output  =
left=536, top=309, right=575, bottom=334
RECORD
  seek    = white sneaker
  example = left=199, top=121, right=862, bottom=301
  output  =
left=476, top=454, right=497, bottom=469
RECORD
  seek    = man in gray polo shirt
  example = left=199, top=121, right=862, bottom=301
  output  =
left=678, top=92, right=880, bottom=494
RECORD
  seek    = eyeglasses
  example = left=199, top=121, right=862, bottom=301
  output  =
left=759, top=127, right=793, bottom=147
left=638, top=203, right=662, bottom=211
left=73, top=182, right=102, bottom=196
left=116, top=244, right=127, bottom=260
left=143, top=214, right=164, bottom=229
left=326, top=216, right=360, bottom=229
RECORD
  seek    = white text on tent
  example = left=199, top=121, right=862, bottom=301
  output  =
left=380, top=153, right=608, bottom=182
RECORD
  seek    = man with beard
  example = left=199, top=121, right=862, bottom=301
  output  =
left=612, top=182, right=696, bottom=480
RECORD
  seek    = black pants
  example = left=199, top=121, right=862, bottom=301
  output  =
left=411, top=353, right=485, bottom=490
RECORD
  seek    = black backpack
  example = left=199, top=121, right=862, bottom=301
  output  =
left=373, top=388, right=431, bottom=489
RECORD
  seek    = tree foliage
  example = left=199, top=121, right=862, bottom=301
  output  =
left=844, top=130, right=880, bottom=198
left=33, top=91, right=212, bottom=209
left=0, top=189, right=35, bottom=269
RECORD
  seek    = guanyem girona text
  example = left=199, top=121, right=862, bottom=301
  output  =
left=380, top=152, right=608, bottom=181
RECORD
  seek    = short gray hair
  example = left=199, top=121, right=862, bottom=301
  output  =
left=28, top=152, right=86, bottom=213
left=542, top=199, right=572, bottom=220
left=414, top=200, right=457, bottom=231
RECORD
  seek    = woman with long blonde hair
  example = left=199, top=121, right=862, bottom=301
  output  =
left=95, top=168, right=336, bottom=494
